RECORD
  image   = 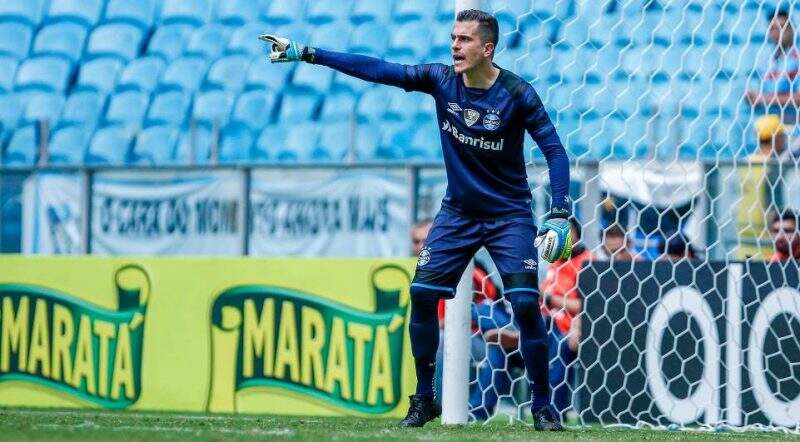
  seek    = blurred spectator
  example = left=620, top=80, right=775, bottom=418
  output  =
left=662, top=233, right=697, bottom=260
left=411, top=219, right=433, bottom=256
left=769, top=209, right=800, bottom=261
left=746, top=8, right=800, bottom=119
left=599, top=224, right=636, bottom=261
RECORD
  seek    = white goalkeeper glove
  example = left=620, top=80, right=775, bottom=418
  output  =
left=258, top=34, right=314, bottom=63
left=535, top=210, right=574, bottom=263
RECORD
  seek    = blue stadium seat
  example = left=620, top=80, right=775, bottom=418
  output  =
left=356, top=87, right=390, bottom=123
left=86, top=125, right=134, bottom=165
left=132, top=125, right=181, bottom=165
left=146, top=90, right=192, bottom=126
left=386, top=89, right=426, bottom=121
left=0, top=94, right=22, bottom=143
left=227, top=22, right=270, bottom=56
left=4, top=124, right=37, bottom=165
left=60, top=90, right=105, bottom=127
left=279, top=122, right=320, bottom=161
left=376, top=121, right=409, bottom=160
left=21, top=91, right=64, bottom=126
left=292, top=63, right=334, bottom=93
left=48, top=124, right=90, bottom=165
left=193, top=90, right=234, bottom=128
left=185, top=24, right=232, bottom=60
left=104, top=0, right=157, bottom=30
left=205, top=55, right=250, bottom=92
left=332, top=70, right=371, bottom=94
left=437, top=0, right=455, bottom=21
left=175, top=127, right=213, bottom=164
left=32, top=22, right=88, bottom=63
left=277, top=90, right=320, bottom=122
left=217, top=0, right=259, bottom=26
left=393, top=0, right=436, bottom=23
left=116, top=56, right=166, bottom=93
left=351, top=0, right=394, bottom=24
left=160, top=56, right=209, bottom=92
left=76, top=57, right=124, bottom=93
left=516, top=48, right=553, bottom=84
left=253, top=125, right=287, bottom=161
left=314, top=121, right=351, bottom=161
left=0, top=0, right=46, bottom=27
left=231, top=89, right=277, bottom=131
left=308, top=23, right=350, bottom=53
left=0, top=22, right=33, bottom=59
left=219, top=122, right=255, bottom=163
left=105, top=90, right=150, bottom=126
left=86, top=23, right=145, bottom=62
left=319, top=91, right=357, bottom=121
left=45, top=0, right=103, bottom=27
left=14, top=56, right=72, bottom=92
left=0, top=56, right=17, bottom=92
left=350, top=22, right=389, bottom=56
left=408, top=119, right=441, bottom=160
left=307, top=0, right=353, bottom=25
left=353, top=122, right=380, bottom=160
left=262, top=0, right=304, bottom=25
left=245, top=59, right=292, bottom=91
left=146, top=23, right=195, bottom=61
left=159, top=0, right=212, bottom=27
left=389, top=21, right=432, bottom=59
left=273, top=22, right=312, bottom=51
left=430, top=23, right=453, bottom=60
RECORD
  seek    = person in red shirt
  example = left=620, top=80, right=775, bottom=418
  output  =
left=769, top=210, right=800, bottom=261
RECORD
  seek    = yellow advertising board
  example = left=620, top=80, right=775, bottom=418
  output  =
left=0, top=256, right=417, bottom=416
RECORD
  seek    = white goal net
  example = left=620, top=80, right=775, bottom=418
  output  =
left=442, top=0, right=800, bottom=433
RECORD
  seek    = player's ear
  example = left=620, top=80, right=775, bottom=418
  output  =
left=484, top=41, right=495, bottom=58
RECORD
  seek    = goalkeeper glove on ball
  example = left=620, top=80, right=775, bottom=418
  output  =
left=534, top=210, right=573, bottom=263
left=258, top=34, right=314, bottom=63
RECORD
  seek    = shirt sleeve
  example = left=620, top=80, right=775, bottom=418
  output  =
left=312, top=48, right=445, bottom=94
left=521, top=85, right=571, bottom=214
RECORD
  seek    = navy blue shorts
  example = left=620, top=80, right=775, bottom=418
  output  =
left=412, top=209, right=539, bottom=299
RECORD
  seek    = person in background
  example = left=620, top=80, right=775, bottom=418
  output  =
left=662, top=233, right=697, bottom=261
left=599, top=224, right=636, bottom=261
left=411, top=219, right=433, bottom=257
left=769, top=210, right=800, bottom=261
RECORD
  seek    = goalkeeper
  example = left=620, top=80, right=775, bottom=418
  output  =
left=261, top=9, right=571, bottom=431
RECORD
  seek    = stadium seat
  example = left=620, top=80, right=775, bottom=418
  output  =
left=319, top=90, right=357, bottom=122
left=20, top=91, right=64, bottom=126
left=219, top=122, right=255, bottom=163
left=132, top=125, right=181, bottom=165
left=45, top=0, right=103, bottom=28
left=185, top=24, right=232, bottom=60
left=159, top=0, right=212, bottom=27
left=227, top=22, right=270, bottom=56
left=146, top=23, right=196, bottom=61
left=104, top=0, right=157, bottom=30
left=389, top=21, right=433, bottom=59
left=105, top=90, right=150, bottom=126
left=175, top=126, right=213, bottom=164
left=205, top=55, right=250, bottom=92
left=350, top=22, right=389, bottom=56
left=278, top=122, right=320, bottom=161
left=0, top=22, right=33, bottom=60
left=353, top=122, right=380, bottom=160
left=159, top=56, right=209, bottom=93
left=253, top=124, right=287, bottom=161
left=85, top=23, right=145, bottom=63
left=3, top=124, right=37, bottom=165
left=14, top=56, right=72, bottom=92
left=86, top=125, right=134, bottom=165
left=146, top=90, right=192, bottom=126
left=0, top=57, right=17, bottom=92
left=307, top=0, right=353, bottom=25
left=262, top=0, right=304, bottom=25
left=314, top=121, right=351, bottom=161
left=308, top=23, right=350, bottom=53
left=0, top=0, right=46, bottom=27
left=116, top=56, right=166, bottom=93
left=245, top=59, right=291, bottom=91
left=376, top=121, right=409, bottom=160
left=32, top=22, right=88, bottom=64
left=292, top=63, right=334, bottom=93
left=217, top=0, right=259, bottom=26
left=351, top=0, right=394, bottom=24
left=430, top=24, right=453, bottom=60
left=332, top=70, right=372, bottom=94
left=76, top=57, right=125, bottom=94
left=386, top=89, right=426, bottom=121
left=393, top=0, right=437, bottom=23
left=60, top=90, right=105, bottom=127
left=277, top=90, right=321, bottom=122
left=231, top=89, right=277, bottom=131
left=408, top=119, right=441, bottom=160
left=0, top=94, right=22, bottom=142
left=356, top=87, right=390, bottom=123
left=48, top=124, right=90, bottom=165
left=193, top=90, right=234, bottom=128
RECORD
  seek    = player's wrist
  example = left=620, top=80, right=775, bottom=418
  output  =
left=301, top=46, right=316, bottom=63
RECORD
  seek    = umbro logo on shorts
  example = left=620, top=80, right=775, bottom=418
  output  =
left=523, top=259, right=537, bottom=270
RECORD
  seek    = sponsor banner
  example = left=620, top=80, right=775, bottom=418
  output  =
left=92, top=171, right=243, bottom=255
left=22, top=172, right=84, bottom=255
left=0, top=257, right=415, bottom=416
left=249, top=170, right=410, bottom=257
left=578, top=261, right=800, bottom=427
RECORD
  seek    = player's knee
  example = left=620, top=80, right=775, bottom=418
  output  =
left=409, top=283, right=442, bottom=322
left=508, top=291, right=539, bottom=316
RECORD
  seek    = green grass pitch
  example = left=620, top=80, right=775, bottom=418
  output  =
left=1, top=408, right=796, bottom=441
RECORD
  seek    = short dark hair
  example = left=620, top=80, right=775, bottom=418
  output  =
left=771, top=209, right=798, bottom=227
left=768, top=7, right=791, bottom=23
left=664, top=234, right=696, bottom=258
left=604, top=223, right=626, bottom=239
left=569, top=217, right=582, bottom=239
left=456, top=9, right=499, bottom=48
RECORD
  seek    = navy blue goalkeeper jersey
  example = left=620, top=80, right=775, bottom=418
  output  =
left=313, top=49, right=570, bottom=219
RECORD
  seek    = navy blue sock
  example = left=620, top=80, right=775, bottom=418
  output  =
left=509, top=291, right=550, bottom=410
left=409, top=286, right=440, bottom=397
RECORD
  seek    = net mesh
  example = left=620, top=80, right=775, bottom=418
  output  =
left=457, top=0, right=800, bottom=432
